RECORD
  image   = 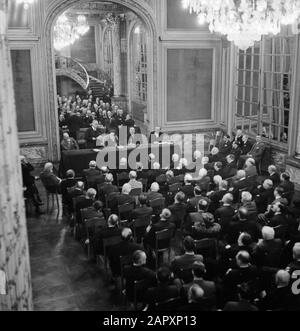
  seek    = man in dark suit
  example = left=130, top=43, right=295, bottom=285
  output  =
left=131, top=195, right=153, bottom=220
left=192, top=262, right=217, bottom=310
left=207, top=180, right=228, bottom=213
left=254, top=179, right=274, bottom=213
left=259, top=270, right=295, bottom=311
left=184, top=199, right=209, bottom=233
left=168, top=192, right=187, bottom=229
left=85, top=120, right=102, bottom=149
left=108, top=228, right=142, bottom=276
left=223, top=283, right=258, bottom=311
left=267, top=165, right=281, bottom=187
left=279, top=173, right=295, bottom=205
left=60, top=169, right=78, bottom=206
left=146, top=182, right=163, bottom=202
left=218, top=135, right=232, bottom=160
left=181, top=174, right=195, bottom=201
left=83, top=161, right=101, bottom=181
left=69, top=111, right=83, bottom=139
left=226, top=207, right=261, bottom=244
left=21, top=156, right=43, bottom=213
left=229, top=170, right=250, bottom=203
left=195, top=169, right=211, bottom=193
left=75, top=188, right=97, bottom=224
left=98, top=173, right=119, bottom=204
left=223, top=251, right=260, bottom=302
left=221, top=155, right=237, bottom=179
left=240, top=135, right=266, bottom=170
left=81, top=200, right=104, bottom=221
left=254, top=226, right=283, bottom=268
left=93, top=214, right=121, bottom=256
left=240, top=135, right=253, bottom=156
left=110, top=184, right=135, bottom=214
left=143, top=266, right=181, bottom=309
left=187, top=186, right=210, bottom=213
left=171, top=236, right=204, bottom=278
left=144, top=209, right=176, bottom=249
left=124, top=250, right=156, bottom=303
left=214, top=193, right=236, bottom=237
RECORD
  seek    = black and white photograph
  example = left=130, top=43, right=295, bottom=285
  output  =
left=1, top=0, right=300, bottom=315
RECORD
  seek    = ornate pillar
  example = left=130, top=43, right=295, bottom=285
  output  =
left=0, top=0, right=33, bottom=311
left=106, top=14, right=122, bottom=97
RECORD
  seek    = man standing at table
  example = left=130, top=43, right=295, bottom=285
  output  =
left=85, top=120, right=102, bottom=149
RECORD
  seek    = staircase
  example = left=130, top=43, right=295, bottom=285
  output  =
left=55, top=55, right=111, bottom=98
left=88, top=75, right=110, bottom=99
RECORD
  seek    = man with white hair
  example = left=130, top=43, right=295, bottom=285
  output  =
left=128, top=171, right=143, bottom=191
left=215, top=193, right=236, bottom=235
left=40, top=162, right=62, bottom=189
left=109, top=183, right=135, bottom=214
left=98, top=173, right=119, bottom=203
left=241, top=191, right=258, bottom=221
left=259, top=270, right=294, bottom=311
left=75, top=188, right=97, bottom=223
left=146, top=182, right=163, bottom=202
left=267, top=165, right=280, bottom=187
left=196, top=168, right=211, bottom=193
left=254, top=179, right=274, bottom=213
left=83, top=160, right=101, bottom=179
left=254, top=226, right=283, bottom=268
left=85, top=120, right=102, bottom=148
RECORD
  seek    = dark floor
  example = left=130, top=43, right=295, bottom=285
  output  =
left=26, top=182, right=125, bottom=311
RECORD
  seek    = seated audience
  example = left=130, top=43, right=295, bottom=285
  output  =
left=223, top=282, right=258, bottom=311
left=108, top=228, right=142, bottom=276
left=189, top=213, right=221, bottom=240
left=254, top=227, right=282, bottom=268
left=221, top=155, right=237, bottom=179
left=268, top=165, right=281, bottom=187
left=146, top=182, right=163, bottom=202
left=124, top=250, right=156, bottom=303
left=168, top=192, right=187, bottom=229
left=144, top=209, right=176, bottom=249
left=244, top=158, right=258, bottom=178
left=143, top=266, right=181, bottom=309
left=171, top=236, right=204, bottom=277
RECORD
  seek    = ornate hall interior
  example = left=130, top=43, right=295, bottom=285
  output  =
left=1, top=0, right=300, bottom=312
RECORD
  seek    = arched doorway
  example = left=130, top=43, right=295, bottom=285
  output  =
left=43, top=0, right=158, bottom=162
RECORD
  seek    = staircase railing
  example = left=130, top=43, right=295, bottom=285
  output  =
left=55, top=55, right=90, bottom=90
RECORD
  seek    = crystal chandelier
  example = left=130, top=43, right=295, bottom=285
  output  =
left=53, top=14, right=90, bottom=51
left=182, top=0, right=300, bottom=50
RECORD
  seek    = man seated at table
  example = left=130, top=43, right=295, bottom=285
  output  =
left=85, top=120, right=102, bottom=149
left=61, top=133, right=79, bottom=151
